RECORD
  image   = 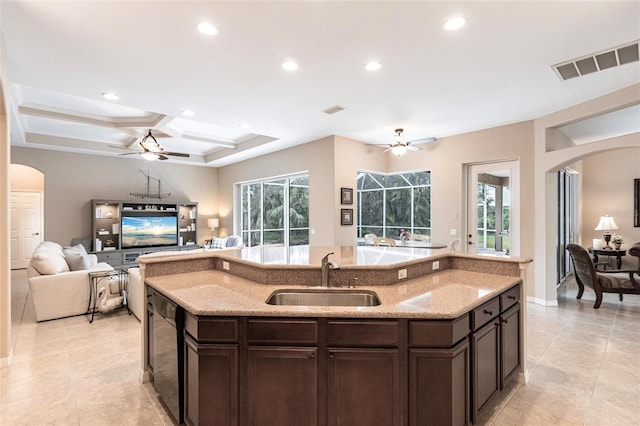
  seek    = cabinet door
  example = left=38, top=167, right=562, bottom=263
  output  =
left=409, top=339, right=469, bottom=426
left=247, top=347, right=318, bottom=426
left=501, top=303, right=520, bottom=388
left=327, top=348, right=402, bottom=426
left=471, top=320, right=500, bottom=423
left=184, top=337, right=238, bottom=426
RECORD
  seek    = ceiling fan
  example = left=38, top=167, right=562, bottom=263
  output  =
left=379, top=128, right=437, bottom=156
left=110, top=129, right=190, bottom=161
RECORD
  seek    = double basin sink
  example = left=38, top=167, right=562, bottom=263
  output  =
left=266, top=289, right=381, bottom=307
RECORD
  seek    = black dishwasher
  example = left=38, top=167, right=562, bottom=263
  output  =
left=149, top=288, right=184, bottom=424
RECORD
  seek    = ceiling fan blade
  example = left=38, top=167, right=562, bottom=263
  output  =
left=409, top=136, right=437, bottom=145
left=406, top=145, right=422, bottom=152
left=118, top=152, right=139, bottom=156
left=162, top=151, right=190, bottom=158
left=158, top=154, right=169, bottom=161
left=109, top=144, right=138, bottom=152
left=380, top=146, right=393, bottom=153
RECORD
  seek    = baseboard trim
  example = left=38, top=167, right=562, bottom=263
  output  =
left=527, top=296, right=558, bottom=307
left=0, top=349, right=14, bottom=368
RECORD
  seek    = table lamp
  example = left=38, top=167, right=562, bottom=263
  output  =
left=208, top=218, right=219, bottom=240
left=594, top=215, right=618, bottom=249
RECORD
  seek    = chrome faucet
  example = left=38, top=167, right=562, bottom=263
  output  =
left=321, top=252, right=340, bottom=287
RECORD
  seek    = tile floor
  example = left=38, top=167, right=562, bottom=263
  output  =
left=1, top=269, right=639, bottom=425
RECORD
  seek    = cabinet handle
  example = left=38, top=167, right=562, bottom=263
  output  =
left=508, top=295, right=516, bottom=300
left=483, top=309, right=493, bottom=316
left=502, top=318, right=508, bottom=324
left=309, top=353, right=316, bottom=359
left=329, top=353, right=335, bottom=360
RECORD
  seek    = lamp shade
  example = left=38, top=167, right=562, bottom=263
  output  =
left=594, top=215, right=618, bottom=231
left=208, top=218, right=219, bottom=229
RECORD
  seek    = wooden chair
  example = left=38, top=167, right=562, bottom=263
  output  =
left=629, top=242, right=640, bottom=269
left=566, top=244, right=640, bottom=309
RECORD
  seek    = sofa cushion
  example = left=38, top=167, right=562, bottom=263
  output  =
left=63, top=244, right=91, bottom=271
left=31, top=247, right=71, bottom=275
left=226, top=235, right=242, bottom=247
left=212, top=237, right=227, bottom=249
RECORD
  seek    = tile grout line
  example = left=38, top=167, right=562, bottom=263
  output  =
left=581, top=301, right=620, bottom=425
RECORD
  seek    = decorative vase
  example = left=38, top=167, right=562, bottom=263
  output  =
left=614, top=242, right=621, bottom=250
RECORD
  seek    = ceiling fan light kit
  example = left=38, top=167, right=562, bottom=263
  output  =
left=379, top=128, right=437, bottom=156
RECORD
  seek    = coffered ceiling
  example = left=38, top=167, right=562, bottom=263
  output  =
left=1, top=1, right=639, bottom=167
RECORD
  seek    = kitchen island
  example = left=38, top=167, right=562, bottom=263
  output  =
left=138, top=245, right=532, bottom=426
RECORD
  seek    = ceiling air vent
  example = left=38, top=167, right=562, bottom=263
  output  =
left=552, top=40, right=639, bottom=81
left=322, top=105, right=345, bottom=115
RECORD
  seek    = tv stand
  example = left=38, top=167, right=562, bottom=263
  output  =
left=91, top=200, right=199, bottom=268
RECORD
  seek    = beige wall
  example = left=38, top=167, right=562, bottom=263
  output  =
left=10, top=164, right=44, bottom=191
left=581, top=148, right=640, bottom=269
left=387, top=122, right=535, bottom=268
left=217, top=135, right=388, bottom=246
left=1, top=32, right=12, bottom=364
left=11, top=147, right=218, bottom=247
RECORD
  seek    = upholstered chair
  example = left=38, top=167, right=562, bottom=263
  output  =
left=566, top=244, right=640, bottom=309
left=629, top=242, right=640, bottom=269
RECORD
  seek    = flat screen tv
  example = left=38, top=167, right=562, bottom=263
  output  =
left=121, top=215, right=178, bottom=249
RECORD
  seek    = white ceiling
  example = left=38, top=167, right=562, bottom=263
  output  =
left=2, top=1, right=639, bottom=167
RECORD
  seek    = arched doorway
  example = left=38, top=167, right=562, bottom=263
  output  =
left=10, top=164, right=44, bottom=269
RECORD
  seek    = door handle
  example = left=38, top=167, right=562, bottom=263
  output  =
left=33, top=232, right=40, bottom=236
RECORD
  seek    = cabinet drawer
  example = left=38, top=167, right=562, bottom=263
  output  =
left=500, top=285, right=520, bottom=312
left=327, top=320, right=400, bottom=347
left=409, top=314, right=469, bottom=347
left=471, top=298, right=500, bottom=331
left=97, top=252, right=121, bottom=262
left=248, top=319, right=317, bottom=345
left=185, top=313, right=239, bottom=342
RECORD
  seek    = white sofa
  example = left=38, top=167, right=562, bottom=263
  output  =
left=27, top=241, right=113, bottom=321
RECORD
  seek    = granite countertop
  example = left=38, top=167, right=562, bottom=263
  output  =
left=144, top=268, right=521, bottom=319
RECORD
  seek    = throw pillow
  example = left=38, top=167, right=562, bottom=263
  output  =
left=226, top=235, right=242, bottom=247
left=64, top=243, right=89, bottom=256
left=212, top=237, right=227, bottom=249
left=63, top=250, right=90, bottom=271
left=31, top=247, right=71, bottom=275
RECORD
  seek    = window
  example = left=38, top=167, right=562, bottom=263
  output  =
left=240, top=174, right=309, bottom=247
left=476, top=181, right=510, bottom=253
left=357, top=170, right=431, bottom=238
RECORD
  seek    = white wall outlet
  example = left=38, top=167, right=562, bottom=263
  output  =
left=223, top=261, right=230, bottom=271
left=310, top=228, right=316, bottom=235
left=432, top=261, right=440, bottom=270
left=449, top=228, right=457, bottom=236
left=398, top=268, right=407, bottom=279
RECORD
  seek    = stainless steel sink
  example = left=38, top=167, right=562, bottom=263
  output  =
left=265, top=289, right=381, bottom=307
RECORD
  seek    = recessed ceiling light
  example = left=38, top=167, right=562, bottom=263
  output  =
left=197, top=22, right=218, bottom=36
left=365, top=61, right=382, bottom=71
left=281, top=60, right=298, bottom=71
left=444, top=16, right=465, bottom=31
left=102, top=92, right=119, bottom=101
left=237, top=122, right=250, bottom=129
left=181, top=110, right=195, bottom=117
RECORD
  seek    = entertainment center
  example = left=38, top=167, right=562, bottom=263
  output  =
left=91, top=199, right=199, bottom=268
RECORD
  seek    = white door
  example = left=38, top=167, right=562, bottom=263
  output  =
left=466, top=161, right=520, bottom=257
left=10, top=192, right=43, bottom=269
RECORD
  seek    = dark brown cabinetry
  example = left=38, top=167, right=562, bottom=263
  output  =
left=326, top=320, right=402, bottom=426
left=247, top=347, right=318, bottom=426
left=471, top=285, right=521, bottom=423
left=178, top=285, right=521, bottom=426
left=408, top=315, right=470, bottom=426
left=183, top=316, right=239, bottom=426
